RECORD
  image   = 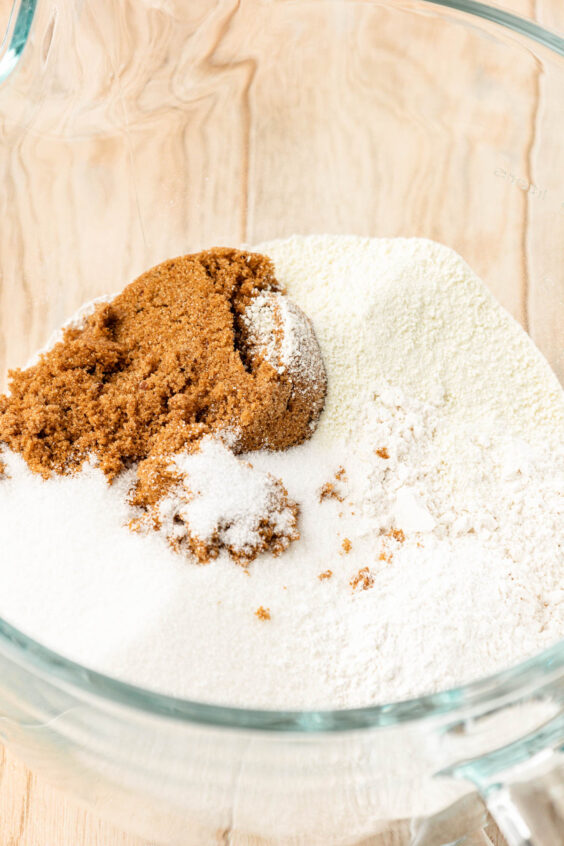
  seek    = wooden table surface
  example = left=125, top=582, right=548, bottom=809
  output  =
left=1, top=0, right=564, bottom=844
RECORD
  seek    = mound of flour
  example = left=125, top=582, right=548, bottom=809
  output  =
left=1, top=235, right=564, bottom=708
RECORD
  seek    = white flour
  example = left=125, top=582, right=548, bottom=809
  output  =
left=1, top=235, right=564, bottom=708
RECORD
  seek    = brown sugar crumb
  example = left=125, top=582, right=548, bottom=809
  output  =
left=375, top=447, right=389, bottom=459
left=255, top=606, right=271, bottom=621
left=318, top=569, right=333, bottom=581
left=388, top=528, right=405, bottom=544
left=376, top=528, right=405, bottom=565
left=350, top=567, right=374, bottom=592
left=0, top=458, right=6, bottom=478
left=319, top=467, right=348, bottom=503
left=341, top=538, right=352, bottom=554
left=319, top=482, right=344, bottom=503
left=0, top=248, right=327, bottom=565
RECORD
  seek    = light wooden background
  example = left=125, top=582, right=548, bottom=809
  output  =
left=1, top=0, right=564, bottom=844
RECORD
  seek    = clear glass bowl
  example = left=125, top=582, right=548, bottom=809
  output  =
left=1, top=1, right=564, bottom=844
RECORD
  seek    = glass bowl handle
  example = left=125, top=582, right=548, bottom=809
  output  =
left=449, top=714, right=564, bottom=846
left=484, top=758, right=564, bottom=846
left=0, top=0, right=37, bottom=84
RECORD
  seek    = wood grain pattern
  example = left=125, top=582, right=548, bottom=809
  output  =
left=1, top=0, right=564, bottom=843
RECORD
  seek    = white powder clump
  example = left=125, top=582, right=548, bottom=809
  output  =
left=2, top=235, right=564, bottom=710
left=243, top=293, right=285, bottom=373
left=244, top=291, right=327, bottom=387
left=156, top=436, right=299, bottom=561
left=242, top=291, right=327, bottom=434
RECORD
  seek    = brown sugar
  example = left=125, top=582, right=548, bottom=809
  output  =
left=318, top=569, right=333, bottom=581
left=255, top=606, right=271, bottom=621
left=0, top=249, right=326, bottom=482
left=0, top=248, right=327, bottom=565
left=131, top=448, right=300, bottom=566
left=350, top=567, right=374, bottom=591
left=375, top=528, right=404, bottom=565
left=319, top=482, right=344, bottom=502
left=389, top=528, right=405, bottom=543
left=341, top=538, right=352, bottom=554
left=319, top=467, right=347, bottom=503
left=375, top=447, right=389, bottom=459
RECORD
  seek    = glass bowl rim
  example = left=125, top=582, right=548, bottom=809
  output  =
left=1, top=0, right=564, bottom=733
left=2, top=616, right=564, bottom=732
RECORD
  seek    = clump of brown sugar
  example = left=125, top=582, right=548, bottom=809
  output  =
left=131, top=438, right=300, bottom=566
left=318, top=569, right=333, bottom=581
left=350, top=567, right=374, bottom=592
left=319, top=482, right=344, bottom=503
left=0, top=248, right=326, bottom=483
left=255, top=606, right=271, bottom=621
left=341, top=538, right=352, bottom=554
left=389, top=528, right=405, bottom=544
left=319, top=467, right=347, bottom=503
left=375, top=447, right=389, bottom=459
left=0, top=249, right=328, bottom=564
left=0, top=458, right=6, bottom=479
left=375, top=527, right=406, bottom=565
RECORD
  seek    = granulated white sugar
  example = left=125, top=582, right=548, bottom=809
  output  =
left=2, top=235, right=564, bottom=708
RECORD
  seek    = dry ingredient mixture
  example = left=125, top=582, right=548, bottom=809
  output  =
left=1, top=235, right=564, bottom=708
